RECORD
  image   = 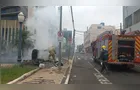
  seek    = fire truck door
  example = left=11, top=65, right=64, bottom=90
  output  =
left=112, top=34, right=117, bottom=60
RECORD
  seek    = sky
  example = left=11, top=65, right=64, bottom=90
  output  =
left=61, top=6, right=123, bottom=46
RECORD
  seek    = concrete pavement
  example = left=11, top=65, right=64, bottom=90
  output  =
left=16, top=60, right=70, bottom=84
left=68, top=53, right=140, bottom=84
left=68, top=53, right=111, bottom=84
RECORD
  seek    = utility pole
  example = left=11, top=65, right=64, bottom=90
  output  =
left=68, top=39, right=70, bottom=60
left=70, top=6, right=75, bottom=55
left=0, top=6, right=1, bottom=56
left=120, top=23, right=122, bottom=34
left=58, top=6, right=62, bottom=70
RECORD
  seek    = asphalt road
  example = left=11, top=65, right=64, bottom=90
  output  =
left=68, top=53, right=140, bottom=85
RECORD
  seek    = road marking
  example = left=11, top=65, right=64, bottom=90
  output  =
left=94, top=72, right=112, bottom=84
left=88, top=62, right=93, bottom=67
left=94, top=68, right=101, bottom=73
left=78, top=58, right=80, bottom=60
left=88, top=62, right=112, bottom=84
left=93, top=68, right=112, bottom=84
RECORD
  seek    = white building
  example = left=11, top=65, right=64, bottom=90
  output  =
left=123, top=6, right=140, bottom=33
left=84, top=23, right=116, bottom=53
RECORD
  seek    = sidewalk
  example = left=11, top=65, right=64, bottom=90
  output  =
left=16, top=60, right=70, bottom=84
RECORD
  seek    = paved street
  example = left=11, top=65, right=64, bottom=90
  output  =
left=68, top=53, right=140, bottom=84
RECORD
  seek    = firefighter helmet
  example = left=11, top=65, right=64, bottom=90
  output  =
left=102, top=45, right=106, bottom=49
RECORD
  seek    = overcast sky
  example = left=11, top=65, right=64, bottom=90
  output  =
left=61, top=6, right=123, bottom=45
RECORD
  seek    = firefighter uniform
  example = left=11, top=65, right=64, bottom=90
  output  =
left=48, top=46, right=56, bottom=62
left=99, top=45, right=109, bottom=73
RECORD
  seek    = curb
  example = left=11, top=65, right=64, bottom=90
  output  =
left=60, top=57, right=71, bottom=84
left=64, top=55, right=75, bottom=84
left=7, top=68, right=40, bottom=84
left=60, top=66, right=70, bottom=84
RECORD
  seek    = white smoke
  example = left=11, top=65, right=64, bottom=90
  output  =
left=21, top=6, right=60, bottom=60
left=0, top=6, right=61, bottom=63
left=25, top=6, right=59, bottom=50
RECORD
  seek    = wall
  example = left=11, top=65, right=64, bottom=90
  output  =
left=84, top=24, right=116, bottom=53
left=28, top=6, right=34, bottom=18
left=84, top=31, right=90, bottom=49
left=123, top=6, right=140, bottom=19
left=0, top=20, right=24, bottom=52
left=123, top=6, right=140, bottom=31
left=125, top=22, right=140, bottom=33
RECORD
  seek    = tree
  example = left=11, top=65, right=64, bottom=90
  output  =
left=14, top=29, right=35, bottom=57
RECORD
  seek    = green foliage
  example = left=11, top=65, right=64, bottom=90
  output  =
left=14, top=29, right=35, bottom=56
left=1, top=65, right=37, bottom=84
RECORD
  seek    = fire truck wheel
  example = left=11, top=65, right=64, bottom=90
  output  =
left=122, top=64, right=134, bottom=69
left=127, top=64, right=135, bottom=69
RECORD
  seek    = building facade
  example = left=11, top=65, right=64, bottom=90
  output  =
left=84, top=23, right=116, bottom=53
left=1, top=6, right=28, bottom=20
left=77, top=44, right=84, bottom=53
left=61, top=29, right=72, bottom=56
left=123, top=6, right=140, bottom=33
left=0, top=6, right=29, bottom=52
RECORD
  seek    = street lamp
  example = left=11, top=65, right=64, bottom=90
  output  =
left=17, top=12, right=25, bottom=63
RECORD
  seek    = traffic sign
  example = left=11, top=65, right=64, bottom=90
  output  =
left=68, top=38, right=72, bottom=44
left=58, top=31, right=63, bottom=42
left=58, top=37, right=63, bottom=42
left=58, top=31, right=63, bottom=37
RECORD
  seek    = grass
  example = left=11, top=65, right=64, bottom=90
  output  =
left=1, top=65, right=37, bottom=84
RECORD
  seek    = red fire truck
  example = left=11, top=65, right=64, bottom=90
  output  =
left=91, top=30, right=140, bottom=68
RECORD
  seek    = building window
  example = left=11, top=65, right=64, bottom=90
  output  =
left=0, top=28, right=1, bottom=37
left=134, top=9, right=140, bottom=24
left=5, top=28, right=8, bottom=41
left=97, top=26, right=102, bottom=29
left=1, top=7, right=20, bottom=14
left=16, top=28, right=18, bottom=41
left=1, top=15, right=18, bottom=20
left=12, top=28, right=15, bottom=44
left=9, top=28, right=11, bottom=42
left=2, top=28, right=4, bottom=39
left=125, top=15, right=132, bottom=28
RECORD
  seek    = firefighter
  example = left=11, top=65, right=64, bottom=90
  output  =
left=48, top=46, right=56, bottom=62
left=99, top=45, right=109, bottom=73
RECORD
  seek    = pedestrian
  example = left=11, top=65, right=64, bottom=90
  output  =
left=99, top=45, right=109, bottom=73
